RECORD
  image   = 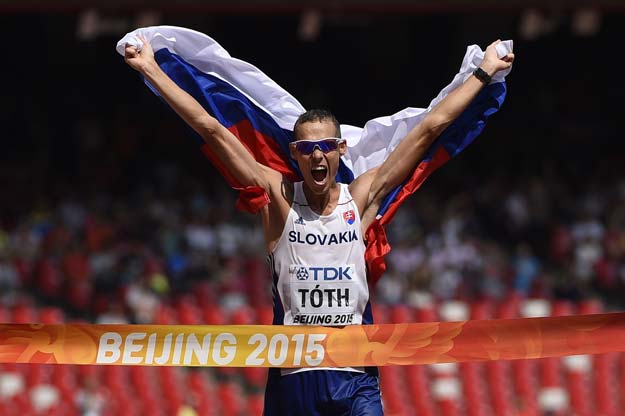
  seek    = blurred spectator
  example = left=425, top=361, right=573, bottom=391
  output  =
left=513, top=243, right=541, bottom=295
left=95, top=301, right=129, bottom=324
left=75, top=375, right=108, bottom=416
left=0, top=258, right=19, bottom=304
left=125, top=275, right=160, bottom=324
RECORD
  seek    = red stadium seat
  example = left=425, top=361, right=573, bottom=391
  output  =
left=0, top=305, right=9, bottom=322
left=192, top=281, right=218, bottom=309
left=202, top=305, right=225, bottom=325
left=50, top=365, right=75, bottom=391
left=563, top=355, right=592, bottom=416
left=39, top=307, right=65, bottom=324
left=247, top=394, right=264, bottom=416
left=496, top=292, right=521, bottom=318
left=154, top=304, right=177, bottom=325
left=177, top=302, right=202, bottom=325
left=539, top=357, right=561, bottom=388
left=242, top=367, right=267, bottom=390
left=551, top=300, right=574, bottom=316
left=11, top=304, right=37, bottom=324
left=578, top=298, right=603, bottom=315
left=254, top=305, right=274, bottom=325
left=415, top=304, right=438, bottom=322
left=103, top=365, right=127, bottom=389
left=486, top=361, right=514, bottom=415
left=371, top=303, right=389, bottom=324
left=75, top=365, right=100, bottom=383
left=129, top=366, right=151, bottom=392
left=218, top=381, right=245, bottom=416
left=592, top=353, right=618, bottom=416
left=389, top=304, right=413, bottom=323
left=14, top=393, right=34, bottom=415
left=460, top=362, right=492, bottom=416
left=404, top=365, right=435, bottom=416
left=380, top=366, right=409, bottom=415
left=469, top=299, right=493, bottom=320
left=229, top=305, right=255, bottom=325
left=188, top=370, right=213, bottom=400
left=512, top=359, right=539, bottom=413
left=26, top=364, right=48, bottom=387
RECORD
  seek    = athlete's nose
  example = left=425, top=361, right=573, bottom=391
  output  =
left=311, top=147, right=324, bottom=160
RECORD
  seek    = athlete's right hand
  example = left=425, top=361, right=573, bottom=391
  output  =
left=124, top=34, right=156, bottom=73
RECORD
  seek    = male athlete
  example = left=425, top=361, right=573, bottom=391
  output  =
left=124, top=35, right=513, bottom=415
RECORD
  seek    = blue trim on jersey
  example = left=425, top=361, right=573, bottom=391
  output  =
left=268, top=254, right=285, bottom=325
left=362, top=301, right=374, bottom=325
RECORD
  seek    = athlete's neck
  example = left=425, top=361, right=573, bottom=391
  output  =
left=303, top=182, right=340, bottom=215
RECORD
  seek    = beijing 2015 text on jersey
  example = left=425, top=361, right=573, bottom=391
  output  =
left=264, top=182, right=383, bottom=416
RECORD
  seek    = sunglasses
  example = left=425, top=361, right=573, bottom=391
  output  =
left=291, top=138, right=344, bottom=155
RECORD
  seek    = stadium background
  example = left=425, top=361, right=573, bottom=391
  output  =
left=1, top=2, right=625, bottom=415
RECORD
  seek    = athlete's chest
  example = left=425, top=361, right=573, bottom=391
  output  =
left=288, top=204, right=360, bottom=246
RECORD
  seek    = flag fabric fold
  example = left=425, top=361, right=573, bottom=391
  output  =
left=116, top=26, right=512, bottom=286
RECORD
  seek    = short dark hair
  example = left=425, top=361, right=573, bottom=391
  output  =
left=292, top=109, right=341, bottom=141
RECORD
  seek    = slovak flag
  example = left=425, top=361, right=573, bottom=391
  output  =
left=343, top=210, right=356, bottom=226
left=116, top=26, right=512, bottom=286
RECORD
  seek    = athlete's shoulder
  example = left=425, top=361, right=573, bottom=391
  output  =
left=259, top=165, right=295, bottom=204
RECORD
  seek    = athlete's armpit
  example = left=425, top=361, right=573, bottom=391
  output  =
left=261, top=165, right=294, bottom=252
left=348, top=167, right=378, bottom=220
left=359, top=199, right=381, bottom=234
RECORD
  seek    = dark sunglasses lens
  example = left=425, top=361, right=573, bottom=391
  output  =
left=321, top=140, right=339, bottom=151
left=295, top=142, right=313, bottom=154
left=295, top=139, right=338, bottom=154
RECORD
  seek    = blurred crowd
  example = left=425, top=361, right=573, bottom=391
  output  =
left=0, top=166, right=268, bottom=323
left=2, top=13, right=625, bottom=323
left=380, top=166, right=625, bottom=309
left=1, top=13, right=625, bottom=416
left=1, top=148, right=625, bottom=324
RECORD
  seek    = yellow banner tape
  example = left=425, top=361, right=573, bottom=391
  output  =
left=1, top=313, right=624, bottom=367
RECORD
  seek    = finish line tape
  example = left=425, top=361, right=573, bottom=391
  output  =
left=1, top=313, right=625, bottom=367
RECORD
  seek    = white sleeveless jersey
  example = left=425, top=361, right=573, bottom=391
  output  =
left=269, top=182, right=371, bottom=327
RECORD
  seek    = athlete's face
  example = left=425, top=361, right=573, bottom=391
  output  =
left=290, top=120, right=346, bottom=195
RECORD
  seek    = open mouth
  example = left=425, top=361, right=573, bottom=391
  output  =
left=311, top=166, right=328, bottom=183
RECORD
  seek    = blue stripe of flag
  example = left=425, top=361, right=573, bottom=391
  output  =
left=148, top=49, right=355, bottom=183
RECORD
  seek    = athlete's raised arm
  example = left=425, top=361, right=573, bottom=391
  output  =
left=357, top=40, right=514, bottom=226
left=124, top=35, right=270, bottom=191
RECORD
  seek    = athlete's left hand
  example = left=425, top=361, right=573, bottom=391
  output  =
left=480, top=39, right=515, bottom=75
